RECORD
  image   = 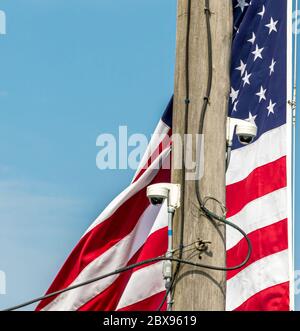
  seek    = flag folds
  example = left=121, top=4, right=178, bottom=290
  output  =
left=226, top=0, right=293, bottom=311
left=36, top=100, right=173, bottom=311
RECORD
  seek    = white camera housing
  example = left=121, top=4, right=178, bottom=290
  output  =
left=147, top=183, right=181, bottom=209
left=227, top=117, right=258, bottom=146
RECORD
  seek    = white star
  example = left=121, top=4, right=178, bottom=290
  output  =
left=247, top=32, right=256, bottom=44
left=269, top=58, right=276, bottom=76
left=247, top=112, right=257, bottom=125
left=267, top=100, right=276, bottom=116
left=235, top=60, right=247, bottom=76
left=233, top=101, right=239, bottom=112
left=235, top=0, right=249, bottom=12
left=242, top=71, right=252, bottom=86
left=230, top=87, right=239, bottom=104
left=258, top=5, right=265, bottom=18
left=265, top=17, right=278, bottom=34
left=256, top=86, right=267, bottom=103
left=252, top=44, right=264, bottom=61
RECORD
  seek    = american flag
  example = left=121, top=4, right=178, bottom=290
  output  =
left=36, top=100, right=173, bottom=311
left=36, top=0, right=293, bottom=311
left=226, top=0, right=293, bottom=310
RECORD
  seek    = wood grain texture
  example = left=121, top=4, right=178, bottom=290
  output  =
left=171, top=0, right=232, bottom=311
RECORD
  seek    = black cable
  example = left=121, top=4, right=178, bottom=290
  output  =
left=157, top=0, right=192, bottom=312
left=4, top=242, right=198, bottom=312
left=160, top=0, right=252, bottom=311
left=179, top=0, right=192, bottom=267
left=159, top=0, right=252, bottom=310
left=4, top=0, right=252, bottom=313
left=3, top=248, right=253, bottom=312
left=194, top=0, right=252, bottom=267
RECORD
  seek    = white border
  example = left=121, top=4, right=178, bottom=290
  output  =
left=287, top=0, right=294, bottom=311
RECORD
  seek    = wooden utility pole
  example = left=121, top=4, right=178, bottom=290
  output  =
left=171, top=0, right=232, bottom=310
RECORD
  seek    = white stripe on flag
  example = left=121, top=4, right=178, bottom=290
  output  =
left=42, top=204, right=166, bottom=311
left=226, top=125, right=286, bottom=186
left=149, top=201, right=168, bottom=236
left=226, top=249, right=289, bottom=311
left=226, top=187, right=287, bottom=250
left=84, top=148, right=170, bottom=235
left=132, top=119, right=171, bottom=182
left=116, top=261, right=165, bottom=310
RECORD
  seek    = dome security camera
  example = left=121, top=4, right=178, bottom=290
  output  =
left=146, top=183, right=180, bottom=312
left=235, top=122, right=257, bottom=145
left=227, top=117, right=258, bottom=146
left=226, top=117, right=258, bottom=170
left=146, top=183, right=181, bottom=209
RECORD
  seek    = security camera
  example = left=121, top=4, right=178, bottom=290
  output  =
left=227, top=117, right=257, bottom=146
left=147, top=183, right=181, bottom=209
left=147, top=183, right=180, bottom=312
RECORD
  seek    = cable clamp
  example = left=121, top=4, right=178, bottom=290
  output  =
left=185, top=98, right=190, bottom=105
left=195, top=239, right=211, bottom=259
left=203, top=96, right=210, bottom=104
left=204, top=7, right=211, bottom=15
left=179, top=243, right=185, bottom=251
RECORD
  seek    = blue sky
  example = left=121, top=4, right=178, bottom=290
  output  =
left=0, top=0, right=298, bottom=310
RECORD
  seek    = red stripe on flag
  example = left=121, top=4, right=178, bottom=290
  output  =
left=129, top=227, right=168, bottom=273
left=227, top=219, right=288, bottom=280
left=36, top=168, right=170, bottom=311
left=77, top=227, right=167, bottom=311
left=133, top=131, right=172, bottom=183
left=234, top=282, right=290, bottom=311
left=226, top=157, right=287, bottom=218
